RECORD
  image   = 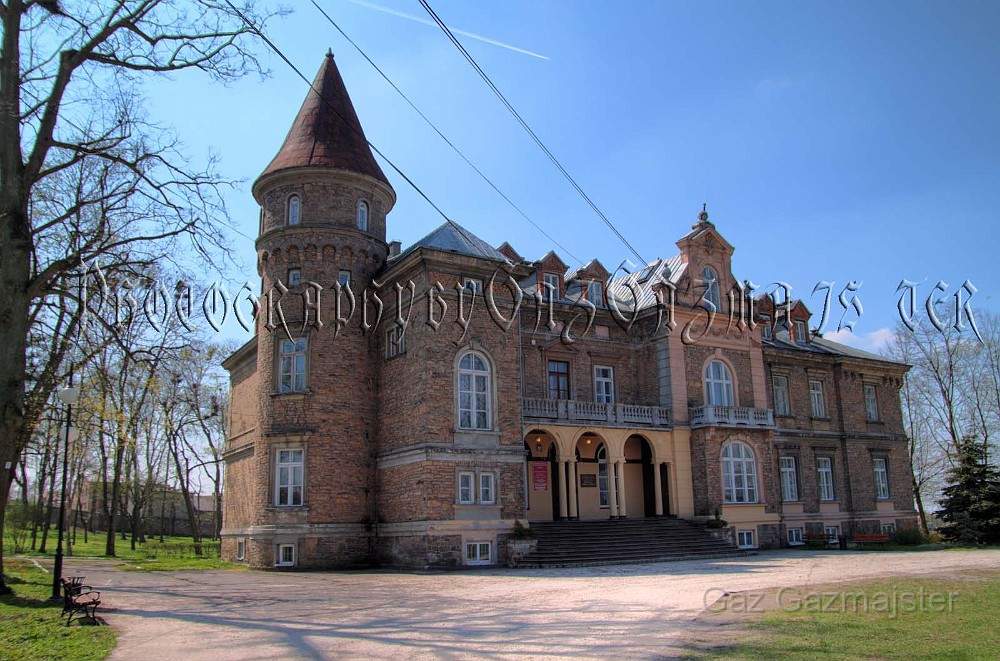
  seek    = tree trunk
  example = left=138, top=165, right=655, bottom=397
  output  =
left=105, top=425, right=126, bottom=556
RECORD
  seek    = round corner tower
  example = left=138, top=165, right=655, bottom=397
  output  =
left=249, top=51, right=395, bottom=569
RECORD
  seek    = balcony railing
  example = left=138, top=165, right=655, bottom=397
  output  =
left=523, top=398, right=672, bottom=428
left=689, top=405, right=774, bottom=429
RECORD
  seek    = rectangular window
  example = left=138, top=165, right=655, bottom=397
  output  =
left=458, top=472, right=475, bottom=504
left=465, top=541, right=492, bottom=566
left=542, top=272, right=560, bottom=297
left=825, top=526, right=840, bottom=544
left=275, top=448, right=304, bottom=507
left=275, top=543, right=296, bottom=567
left=881, top=523, right=896, bottom=535
left=547, top=360, right=570, bottom=400
left=278, top=337, right=307, bottom=393
left=236, top=538, right=246, bottom=561
left=588, top=281, right=604, bottom=306
left=463, top=277, right=483, bottom=295
left=795, top=320, right=808, bottom=344
left=787, top=527, right=804, bottom=545
left=594, top=324, right=610, bottom=339
left=817, top=457, right=835, bottom=501
left=594, top=365, right=614, bottom=404
left=479, top=472, right=496, bottom=505
left=761, top=316, right=772, bottom=339
left=338, top=270, right=351, bottom=287
left=385, top=325, right=405, bottom=359
left=873, top=456, right=890, bottom=500
left=737, top=530, right=756, bottom=549
left=287, top=268, right=301, bottom=287
left=780, top=456, right=799, bottom=502
left=864, top=384, right=879, bottom=421
left=809, top=379, right=826, bottom=418
left=773, top=374, right=791, bottom=416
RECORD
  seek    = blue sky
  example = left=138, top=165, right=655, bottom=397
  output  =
left=145, top=0, right=999, bottom=349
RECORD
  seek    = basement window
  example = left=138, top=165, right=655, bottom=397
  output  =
left=787, top=528, right=804, bottom=546
left=275, top=543, right=296, bottom=567
left=236, top=538, right=246, bottom=561
left=737, top=530, right=756, bottom=549
left=465, top=541, right=492, bottom=566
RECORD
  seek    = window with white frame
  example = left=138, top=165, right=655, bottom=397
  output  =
left=701, top=266, right=720, bottom=310
left=386, top=324, right=405, bottom=359
left=809, top=379, right=826, bottom=417
left=458, top=471, right=475, bottom=504
left=588, top=281, right=604, bottom=306
left=287, top=195, right=301, bottom=225
left=278, top=337, right=307, bottom=393
left=479, top=472, right=496, bottom=505
left=457, top=351, right=491, bottom=430
left=737, top=530, right=756, bottom=549
left=356, top=199, right=368, bottom=231
left=864, top=384, right=879, bottom=421
left=462, top=277, right=483, bottom=296
left=287, top=268, right=302, bottom=287
left=465, top=541, right=492, bottom=565
left=597, top=446, right=609, bottom=507
left=825, top=525, right=840, bottom=544
left=780, top=456, right=799, bottom=502
left=817, top=456, right=835, bottom=501
left=795, top=320, right=808, bottom=344
left=275, top=543, right=296, bottom=567
left=787, top=527, right=804, bottom=545
left=881, top=522, right=896, bottom=535
left=873, top=456, right=890, bottom=500
left=722, top=441, right=758, bottom=503
left=705, top=360, right=734, bottom=407
left=773, top=374, right=791, bottom=416
left=275, top=448, right=304, bottom=506
left=594, top=365, right=614, bottom=404
left=236, top=538, right=246, bottom=561
left=542, top=272, right=560, bottom=297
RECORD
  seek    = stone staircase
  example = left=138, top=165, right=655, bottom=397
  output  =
left=519, top=517, right=743, bottom=568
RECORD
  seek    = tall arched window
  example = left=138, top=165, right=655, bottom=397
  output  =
left=287, top=195, right=301, bottom=226
left=356, top=200, right=369, bottom=231
left=457, top=351, right=491, bottom=430
left=596, top=445, right=609, bottom=507
left=722, top=441, right=758, bottom=503
left=702, top=266, right=720, bottom=309
left=704, top=359, right=734, bottom=407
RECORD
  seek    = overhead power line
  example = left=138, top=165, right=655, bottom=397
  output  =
left=417, top=0, right=647, bottom=266
left=309, top=0, right=583, bottom=265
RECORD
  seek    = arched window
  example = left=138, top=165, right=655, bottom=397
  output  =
left=702, top=266, right=720, bottom=310
left=287, top=195, right=301, bottom=226
left=704, top=359, right=734, bottom=407
left=356, top=200, right=369, bottom=231
left=596, top=445, right=609, bottom=507
left=457, top=351, right=491, bottom=430
left=722, top=441, right=758, bottom=503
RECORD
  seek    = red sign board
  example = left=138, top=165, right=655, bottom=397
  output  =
left=532, top=463, right=549, bottom=491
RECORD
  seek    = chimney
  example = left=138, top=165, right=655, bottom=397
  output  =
left=388, top=240, right=401, bottom=257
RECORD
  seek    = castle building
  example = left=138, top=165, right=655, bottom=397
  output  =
left=221, top=53, right=917, bottom=569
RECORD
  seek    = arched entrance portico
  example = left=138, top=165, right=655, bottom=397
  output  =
left=623, top=435, right=656, bottom=518
left=525, top=430, right=559, bottom=522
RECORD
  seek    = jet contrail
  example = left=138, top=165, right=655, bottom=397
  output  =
left=345, top=0, right=549, bottom=60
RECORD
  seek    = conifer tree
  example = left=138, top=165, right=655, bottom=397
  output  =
left=936, top=437, right=1000, bottom=544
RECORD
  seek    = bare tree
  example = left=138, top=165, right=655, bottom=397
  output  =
left=0, top=0, right=280, bottom=592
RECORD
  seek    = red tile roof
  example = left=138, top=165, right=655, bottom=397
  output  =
left=258, top=52, right=390, bottom=187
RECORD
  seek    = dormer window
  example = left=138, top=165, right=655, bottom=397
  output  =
left=542, top=272, right=560, bottom=297
left=795, top=320, right=808, bottom=344
left=356, top=200, right=369, bottom=231
left=287, top=195, right=301, bottom=226
left=588, top=281, right=604, bottom=306
left=701, top=266, right=720, bottom=310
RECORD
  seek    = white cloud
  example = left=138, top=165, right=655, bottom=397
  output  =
left=823, top=327, right=895, bottom=354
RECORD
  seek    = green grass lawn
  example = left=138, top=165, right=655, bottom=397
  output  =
left=0, top=560, right=116, bottom=661
left=701, top=573, right=1000, bottom=659
left=7, top=532, right=238, bottom=571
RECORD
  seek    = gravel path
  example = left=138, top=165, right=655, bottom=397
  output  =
left=60, top=548, right=1000, bottom=660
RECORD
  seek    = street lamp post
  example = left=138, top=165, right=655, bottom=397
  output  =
left=51, top=372, right=79, bottom=601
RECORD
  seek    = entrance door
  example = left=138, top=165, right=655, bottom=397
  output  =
left=641, top=442, right=656, bottom=517
left=549, top=445, right=561, bottom=519
left=660, top=464, right=671, bottom=516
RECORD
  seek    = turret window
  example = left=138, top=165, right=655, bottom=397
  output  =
left=357, top=200, right=369, bottom=231
left=287, top=195, right=301, bottom=226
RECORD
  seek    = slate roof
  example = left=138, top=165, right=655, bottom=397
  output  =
left=764, top=334, right=907, bottom=366
left=605, top=254, right=687, bottom=311
left=392, top=221, right=509, bottom=263
left=258, top=52, right=390, bottom=187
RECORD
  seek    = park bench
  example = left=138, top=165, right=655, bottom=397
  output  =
left=850, top=533, right=890, bottom=549
left=60, top=576, right=101, bottom=625
left=804, top=533, right=831, bottom=548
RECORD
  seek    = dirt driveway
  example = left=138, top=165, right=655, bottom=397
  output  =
left=62, top=548, right=1000, bottom=660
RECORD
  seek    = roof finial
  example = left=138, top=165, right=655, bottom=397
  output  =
left=698, top=203, right=709, bottom=223
left=326, top=47, right=334, bottom=58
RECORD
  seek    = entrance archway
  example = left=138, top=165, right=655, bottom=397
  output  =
left=524, top=430, right=558, bottom=522
left=623, top=435, right=656, bottom=518
left=574, top=432, right=609, bottom=520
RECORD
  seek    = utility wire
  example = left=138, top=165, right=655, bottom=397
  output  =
left=309, top=0, right=582, bottom=266
left=417, top=0, right=647, bottom=266
left=224, top=1, right=496, bottom=260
